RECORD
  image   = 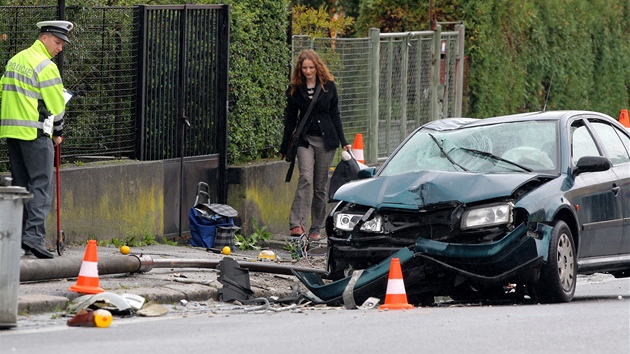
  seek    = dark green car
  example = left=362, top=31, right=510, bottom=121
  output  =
left=325, top=110, right=630, bottom=304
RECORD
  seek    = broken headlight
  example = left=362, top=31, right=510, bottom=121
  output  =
left=460, top=203, right=512, bottom=230
left=334, top=212, right=383, bottom=233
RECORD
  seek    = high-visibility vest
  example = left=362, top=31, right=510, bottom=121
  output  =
left=0, top=40, right=65, bottom=140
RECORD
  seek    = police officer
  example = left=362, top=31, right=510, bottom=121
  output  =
left=0, top=20, right=74, bottom=258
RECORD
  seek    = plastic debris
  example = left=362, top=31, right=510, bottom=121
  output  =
left=257, top=250, right=276, bottom=261
left=68, top=292, right=132, bottom=315
left=359, top=297, right=380, bottom=310
left=120, top=293, right=146, bottom=311
left=136, top=302, right=169, bottom=317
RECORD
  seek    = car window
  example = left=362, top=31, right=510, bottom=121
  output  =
left=380, top=120, right=558, bottom=176
left=589, top=121, right=630, bottom=165
left=571, top=122, right=600, bottom=165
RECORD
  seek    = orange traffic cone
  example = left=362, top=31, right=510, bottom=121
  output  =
left=352, top=133, right=365, bottom=164
left=619, top=109, right=630, bottom=128
left=379, top=257, right=413, bottom=310
left=69, top=240, right=104, bottom=294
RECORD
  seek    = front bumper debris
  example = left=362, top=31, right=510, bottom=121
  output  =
left=296, top=223, right=554, bottom=305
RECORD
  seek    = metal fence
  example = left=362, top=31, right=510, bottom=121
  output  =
left=0, top=5, right=229, bottom=172
left=292, top=25, right=465, bottom=163
left=0, top=6, right=138, bottom=169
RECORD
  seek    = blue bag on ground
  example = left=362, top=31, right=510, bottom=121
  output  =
left=189, top=203, right=239, bottom=249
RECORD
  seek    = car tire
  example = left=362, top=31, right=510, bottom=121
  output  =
left=535, top=220, right=576, bottom=303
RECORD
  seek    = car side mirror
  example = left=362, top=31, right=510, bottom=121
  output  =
left=573, top=156, right=611, bottom=176
left=357, top=167, right=376, bottom=179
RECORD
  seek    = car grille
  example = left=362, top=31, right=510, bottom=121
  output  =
left=335, top=205, right=510, bottom=245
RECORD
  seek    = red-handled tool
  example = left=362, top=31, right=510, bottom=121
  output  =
left=55, top=144, right=65, bottom=256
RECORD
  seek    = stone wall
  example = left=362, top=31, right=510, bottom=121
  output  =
left=1, top=159, right=340, bottom=245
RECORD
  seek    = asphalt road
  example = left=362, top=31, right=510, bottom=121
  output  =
left=2, top=273, right=628, bottom=353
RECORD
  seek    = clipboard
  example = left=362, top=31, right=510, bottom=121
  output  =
left=63, top=89, right=73, bottom=104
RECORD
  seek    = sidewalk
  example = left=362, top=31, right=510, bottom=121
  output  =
left=17, top=238, right=327, bottom=315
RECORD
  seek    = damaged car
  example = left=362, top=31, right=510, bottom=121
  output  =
left=323, top=110, right=630, bottom=305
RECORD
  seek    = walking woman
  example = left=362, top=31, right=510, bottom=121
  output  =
left=279, top=50, right=351, bottom=241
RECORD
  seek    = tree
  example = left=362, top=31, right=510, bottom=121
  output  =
left=291, top=4, right=354, bottom=38
left=356, top=0, right=462, bottom=36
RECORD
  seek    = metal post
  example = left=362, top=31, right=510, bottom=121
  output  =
left=454, top=24, right=465, bottom=117
left=368, top=28, right=380, bottom=165
left=216, top=5, right=230, bottom=203
left=134, top=6, right=148, bottom=160
left=386, top=37, right=393, bottom=155
left=414, top=35, right=423, bottom=127
left=178, top=6, right=190, bottom=238
left=430, top=25, right=442, bottom=121
left=400, top=34, right=409, bottom=139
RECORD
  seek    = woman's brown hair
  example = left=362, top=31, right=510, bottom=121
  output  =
left=290, top=49, right=334, bottom=95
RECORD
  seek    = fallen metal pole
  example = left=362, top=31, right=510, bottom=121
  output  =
left=20, top=255, right=326, bottom=282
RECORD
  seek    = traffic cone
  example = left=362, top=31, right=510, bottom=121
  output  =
left=69, top=240, right=104, bottom=294
left=619, top=109, right=630, bottom=128
left=352, top=133, right=365, bottom=164
left=379, top=257, right=413, bottom=310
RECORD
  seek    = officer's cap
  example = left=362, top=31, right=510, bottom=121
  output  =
left=37, top=21, right=74, bottom=43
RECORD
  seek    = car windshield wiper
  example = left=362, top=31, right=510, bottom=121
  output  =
left=428, top=133, right=469, bottom=171
left=459, top=147, right=533, bottom=172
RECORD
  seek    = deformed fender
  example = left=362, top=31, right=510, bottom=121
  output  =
left=292, top=247, right=414, bottom=306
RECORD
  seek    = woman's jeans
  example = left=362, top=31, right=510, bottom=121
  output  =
left=290, top=135, right=336, bottom=234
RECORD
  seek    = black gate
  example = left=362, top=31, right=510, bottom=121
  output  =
left=135, top=5, right=230, bottom=236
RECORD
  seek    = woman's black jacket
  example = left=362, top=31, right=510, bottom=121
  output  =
left=279, top=80, right=349, bottom=154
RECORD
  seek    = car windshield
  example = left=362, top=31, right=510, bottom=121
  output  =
left=380, top=120, right=559, bottom=176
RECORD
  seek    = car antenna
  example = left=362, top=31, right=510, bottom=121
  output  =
left=542, top=74, right=553, bottom=112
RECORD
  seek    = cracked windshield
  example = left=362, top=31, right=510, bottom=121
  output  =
left=381, top=120, right=558, bottom=176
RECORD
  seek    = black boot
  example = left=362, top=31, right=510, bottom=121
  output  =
left=22, top=241, right=54, bottom=259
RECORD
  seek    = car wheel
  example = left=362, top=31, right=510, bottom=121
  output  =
left=535, top=220, right=576, bottom=303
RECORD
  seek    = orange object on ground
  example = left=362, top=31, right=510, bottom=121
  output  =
left=619, top=109, right=629, bottom=128
left=66, top=309, right=112, bottom=328
left=379, top=257, right=414, bottom=310
left=69, top=240, right=104, bottom=294
left=352, top=133, right=365, bottom=163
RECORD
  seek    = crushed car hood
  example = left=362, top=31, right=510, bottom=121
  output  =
left=334, top=170, right=539, bottom=209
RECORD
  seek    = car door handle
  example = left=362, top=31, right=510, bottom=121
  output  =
left=611, top=185, right=620, bottom=196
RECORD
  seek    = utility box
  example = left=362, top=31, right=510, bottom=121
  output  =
left=0, top=181, right=32, bottom=329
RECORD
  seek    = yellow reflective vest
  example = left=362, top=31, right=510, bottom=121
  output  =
left=0, top=40, right=65, bottom=140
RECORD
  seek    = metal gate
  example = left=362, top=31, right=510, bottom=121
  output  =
left=135, top=5, right=230, bottom=236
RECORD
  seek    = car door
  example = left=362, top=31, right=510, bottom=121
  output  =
left=569, top=118, right=623, bottom=258
left=588, top=119, right=630, bottom=254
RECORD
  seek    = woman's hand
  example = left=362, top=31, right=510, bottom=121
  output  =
left=343, top=144, right=352, bottom=151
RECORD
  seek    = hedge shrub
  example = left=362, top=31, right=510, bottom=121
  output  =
left=209, top=0, right=291, bottom=163
left=358, top=0, right=630, bottom=119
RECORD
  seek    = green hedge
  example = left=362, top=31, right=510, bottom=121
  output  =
left=218, top=0, right=290, bottom=163
left=358, top=0, right=630, bottom=119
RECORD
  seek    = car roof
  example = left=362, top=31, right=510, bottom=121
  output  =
left=422, top=110, right=616, bottom=131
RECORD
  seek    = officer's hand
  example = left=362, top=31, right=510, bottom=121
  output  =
left=52, top=136, right=63, bottom=146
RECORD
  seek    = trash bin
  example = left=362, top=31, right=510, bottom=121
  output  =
left=0, top=183, right=32, bottom=329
